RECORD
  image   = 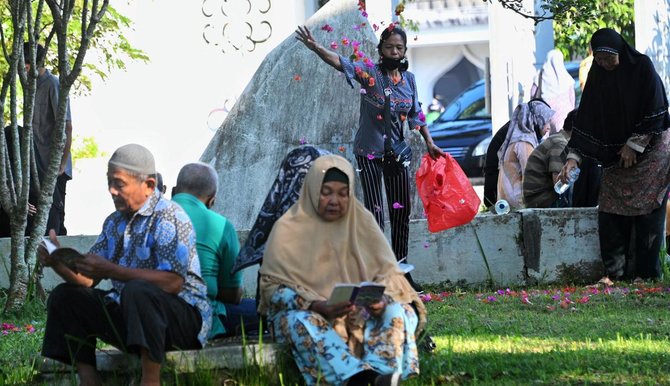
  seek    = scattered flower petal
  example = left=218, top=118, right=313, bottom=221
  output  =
left=359, top=88, right=367, bottom=94
left=299, top=136, right=307, bottom=145
left=293, top=75, right=301, bottom=81
left=392, top=202, right=404, bottom=209
left=338, top=146, right=346, bottom=153
left=330, top=42, right=339, bottom=49
left=357, top=0, right=366, bottom=12
left=321, top=24, right=333, bottom=33
left=367, top=153, right=376, bottom=160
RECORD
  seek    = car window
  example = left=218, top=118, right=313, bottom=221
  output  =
left=458, top=97, right=489, bottom=119
left=440, top=99, right=462, bottom=121
left=435, top=81, right=486, bottom=122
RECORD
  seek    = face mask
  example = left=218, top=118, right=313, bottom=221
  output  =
left=381, top=56, right=408, bottom=71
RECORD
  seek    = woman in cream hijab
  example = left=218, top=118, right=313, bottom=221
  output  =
left=259, top=155, right=426, bottom=386
left=531, top=49, right=576, bottom=135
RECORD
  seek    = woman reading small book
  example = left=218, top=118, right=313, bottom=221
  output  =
left=259, top=155, right=426, bottom=386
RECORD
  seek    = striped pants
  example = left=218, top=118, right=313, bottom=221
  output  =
left=355, top=155, right=410, bottom=261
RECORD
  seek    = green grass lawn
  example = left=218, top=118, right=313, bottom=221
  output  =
left=409, top=282, right=670, bottom=385
left=2, top=281, right=670, bottom=385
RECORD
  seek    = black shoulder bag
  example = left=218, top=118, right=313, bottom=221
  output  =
left=379, top=73, right=412, bottom=175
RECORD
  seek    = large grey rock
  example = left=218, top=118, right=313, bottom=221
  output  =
left=200, top=0, right=432, bottom=229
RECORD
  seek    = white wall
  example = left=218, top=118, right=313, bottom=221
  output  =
left=488, top=0, right=538, bottom=133
left=68, top=0, right=314, bottom=234
left=635, top=0, right=670, bottom=100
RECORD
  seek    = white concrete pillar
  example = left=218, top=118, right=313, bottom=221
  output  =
left=634, top=0, right=670, bottom=100
left=488, top=0, right=538, bottom=133
left=533, top=0, right=554, bottom=69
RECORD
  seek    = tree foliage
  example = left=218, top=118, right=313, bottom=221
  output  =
left=0, top=1, right=148, bottom=98
left=477, top=0, right=635, bottom=60
left=71, top=134, right=105, bottom=163
left=398, top=0, right=636, bottom=61
left=0, top=0, right=141, bottom=314
left=480, top=0, right=606, bottom=24
left=553, top=0, right=635, bottom=60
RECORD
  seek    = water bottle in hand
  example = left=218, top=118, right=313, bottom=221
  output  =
left=554, top=167, right=580, bottom=195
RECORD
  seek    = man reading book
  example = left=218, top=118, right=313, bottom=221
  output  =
left=39, top=144, right=211, bottom=386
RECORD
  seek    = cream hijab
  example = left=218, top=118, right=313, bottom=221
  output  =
left=534, top=49, right=575, bottom=100
left=259, top=155, right=424, bottom=321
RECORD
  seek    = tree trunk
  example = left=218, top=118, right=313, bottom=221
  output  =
left=5, top=226, right=28, bottom=314
left=1, top=0, right=111, bottom=315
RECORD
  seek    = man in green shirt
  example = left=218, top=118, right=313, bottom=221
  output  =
left=172, top=162, right=258, bottom=338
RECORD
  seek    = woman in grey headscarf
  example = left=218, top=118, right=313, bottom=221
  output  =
left=497, top=99, right=555, bottom=209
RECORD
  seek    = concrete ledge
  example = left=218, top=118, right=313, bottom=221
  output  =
left=40, top=341, right=281, bottom=380
left=521, top=207, right=602, bottom=284
left=0, top=208, right=603, bottom=292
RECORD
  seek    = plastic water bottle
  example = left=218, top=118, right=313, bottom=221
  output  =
left=554, top=167, right=581, bottom=195
left=491, top=199, right=510, bottom=215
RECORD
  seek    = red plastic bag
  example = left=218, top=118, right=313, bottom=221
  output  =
left=416, top=153, right=481, bottom=232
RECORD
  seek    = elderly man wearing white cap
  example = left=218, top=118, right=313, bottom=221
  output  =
left=39, top=144, right=211, bottom=386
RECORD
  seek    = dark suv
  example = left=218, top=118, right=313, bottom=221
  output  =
left=429, top=62, right=581, bottom=177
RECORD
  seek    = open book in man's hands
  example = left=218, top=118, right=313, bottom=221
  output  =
left=327, top=282, right=386, bottom=307
left=41, top=237, right=85, bottom=273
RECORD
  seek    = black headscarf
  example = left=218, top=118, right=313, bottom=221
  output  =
left=569, top=28, right=670, bottom=167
